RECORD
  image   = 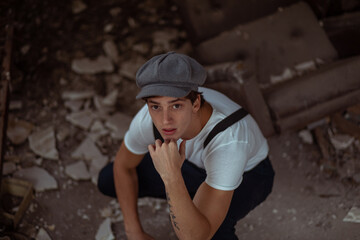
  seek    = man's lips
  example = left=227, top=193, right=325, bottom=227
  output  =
left=162, top=128, right=176, bottom=135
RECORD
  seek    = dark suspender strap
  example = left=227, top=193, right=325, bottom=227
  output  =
left=153, top=123, right=164, bottom=142
left=203, top=108, right=248, bottom=149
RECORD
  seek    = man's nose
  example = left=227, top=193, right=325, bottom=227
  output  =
left=162, top=110, right=172, bottom=124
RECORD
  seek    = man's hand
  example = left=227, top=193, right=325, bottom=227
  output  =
left=126, top=231, right=155, bottom=240
left=148, top=139, right=186, bottom=182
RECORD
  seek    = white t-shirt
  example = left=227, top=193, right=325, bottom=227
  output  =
left=124, top=87, right=269, bottom=191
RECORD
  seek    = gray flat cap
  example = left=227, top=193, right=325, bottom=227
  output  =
left=135, top=52, right=207, bottom=99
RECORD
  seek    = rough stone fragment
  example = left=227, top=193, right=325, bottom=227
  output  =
left=36, top=228, right=52, bottom=240
left=65, top=161, right=91, bottom=181
left=152, top=29, right=179, bottom=54
left=3, top=162, right=17, bottom=175
left=103, top=40, right=119, bottom=63
left=118, top=56, right=146, bottom=80
left=71, top=137, right=107, bottom=163
left=62, top=90, right=95, bottom=101
left=14, top=166, right=58, bottom=192
left=64, top=100, right=84, bottom=112
left=95, top=218, right=114, bottom=240
left=7, top=117, right=34, bottom=145
left=328, top=132, right=355, bottom=150
left=298, top=129, right=313, bottom=144
left=105, top=113, right=132, bottom=140
left=72, top=0, right=87, bottom=14
left=66, top=110, right=96, bottom=130
left=28, top=127, right=59, bottom=160
left=71, top=55, right=114, bottom=74
left=102, top=89, right=118, bottom=106
left=343, top=206, right=360, bottom=223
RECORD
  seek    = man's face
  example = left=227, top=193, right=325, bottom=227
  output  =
left=146, top=96, right=200, bottom=141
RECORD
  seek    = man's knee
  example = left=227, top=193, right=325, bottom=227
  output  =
left=97, top=162, right=116, bottom=198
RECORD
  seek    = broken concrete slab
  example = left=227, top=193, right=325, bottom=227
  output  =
left=102, top=89, right=118, bottom=107
left=28, top=126, right=59, bottom=160
left=343, top=206, right=360, bottom=223
left=61, top=90, right=95, bottom=101
left=71, top=137, right=108, bottom=163
left=65, top=110, right=96, bottom=130
left=196, top=1, right=338, bottom=86
left=36, top=227, right=52, bottom=240
left=7, top=116, right=34, bottom=145
left=176, top=0, right=298, bottom=44
left=71, top=55, right=114, bottom=74
left=103, top=40, right=119, bottom=63
left=298, top=129, right=314, bottom=144
left=88, top=120, right=109, bottom=141
left=65, top=161, right=91, bottom=181
left=118, top=56, right=146, bottom=80
left=105, top=112, right=132, bottom=140
left=64, top=100, right=84, bottom=112
left=14, top=166, right=58, bottom=192
left=95, top=218, right=115, bottom=240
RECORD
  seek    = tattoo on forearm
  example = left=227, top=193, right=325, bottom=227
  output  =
left=166, top=192, right=180, bottom=231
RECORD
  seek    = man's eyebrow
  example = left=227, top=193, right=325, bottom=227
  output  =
left=148, top=98, right=186, bottom=104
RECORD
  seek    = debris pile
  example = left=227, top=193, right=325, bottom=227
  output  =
left=297, top=104, right=360, bottom=183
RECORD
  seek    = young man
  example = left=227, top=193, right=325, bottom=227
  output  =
left=98, top=52, right=275, bottom=240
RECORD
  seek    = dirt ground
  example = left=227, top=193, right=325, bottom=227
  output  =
left=2, top=0, right=360, bottom=239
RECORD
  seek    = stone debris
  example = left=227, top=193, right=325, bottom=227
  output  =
left=270, top=68, right=295, bottom=85
left=36, top=228, right=52, bottom=240
left=118, top=56, right=146, bottom=80
left=65, top=110, right=96, bottom=130
left=56, top=125, right=70, bottom=142
left=71, top=55, right=114, bottom=74
left=61, top=90, right=95, bottom=101
left=28, top=126, right=59, bottom=160
left=89, top=120, right=109, bottom=141
left=14, top=166, right=58, bottom=192
left=3, top=161, right=17, bottom=175
left=65, top=161, right=91, bottom=180
left=298, top=129, right=313, bottom=144
left=103, top=40, right=119, bottom=63
left=95, top=218, right=115, bottom=240
left=64, top=100, right=84, bottom=112
left=7, top=116, right=34, bottom=145
left=343, top=206, right=360, bottom=223
left=152, top=29, right=179, bottom=54
left=71, top=137, right=108, bottom=184
left=105, top=113, right=132, bottom=140
left=328, top=131, right=355, bottom=151
left=294, top=60, right=317, bottom=75
left=102, top=89, right=118, bottom=107
left=94, top=96, right=115, bottom=114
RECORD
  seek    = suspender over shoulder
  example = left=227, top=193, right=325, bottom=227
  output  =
left=152, top=108, right=248, bottom=149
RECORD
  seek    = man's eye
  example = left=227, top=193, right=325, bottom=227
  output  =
left=151, top=105, right=159, bottom=110
left=173, top=104, right=181, bottom=109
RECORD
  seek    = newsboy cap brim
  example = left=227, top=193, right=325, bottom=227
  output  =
left=135, top=52, right=206, bottom=99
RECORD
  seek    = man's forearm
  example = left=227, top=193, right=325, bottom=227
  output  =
left=113, top=161, right=143, bottom=234
left=164, top=173, right=211, bottom=240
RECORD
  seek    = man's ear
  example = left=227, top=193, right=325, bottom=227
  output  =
left=192, top=95, right=201, bottom=113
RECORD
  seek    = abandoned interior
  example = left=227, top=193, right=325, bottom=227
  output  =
left=1, top=0, right=360, bottom=239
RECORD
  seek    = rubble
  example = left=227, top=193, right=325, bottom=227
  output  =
left=298, top=129, right=313, bottom=144
left=64, top=100, right=84, bottom=112
left=118, top=56, right=146, bottom=80
left=65, top=161, right=91, bottom=181
left=72, top=0, right=87, bottom=14
left=28, top=126, right=59, bottom=160
left=14, top=166, right=58, bottom=192
left=103, top=40, right=119, bottom=63
left=65, top=110, right=96, bottom=130
left=36, top=228, right=52, bottom=240
left=71, top=55, right=114, bottom=74
left=105, top=112, right=132, bottom=140
left=95, top=218, right=115, bottom=240
left=61, top=90, right=95, bottom=101
left=343, top=206, right=360, bottom=223
left=6, top=116, right=34, bottom=145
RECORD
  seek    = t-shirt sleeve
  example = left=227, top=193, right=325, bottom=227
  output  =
left=204, top=141, right=249, bottom=191
left=124, top=105, right=154, bottom=155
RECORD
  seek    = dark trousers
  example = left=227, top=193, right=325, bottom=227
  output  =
left=98, top=154, right=275, bottom=240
